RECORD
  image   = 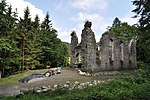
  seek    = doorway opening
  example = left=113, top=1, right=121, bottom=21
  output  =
left=76, top=53, right=82, bottom=68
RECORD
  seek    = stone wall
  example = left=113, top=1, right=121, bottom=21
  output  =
left=98, top=33, right=136, bottom=70
left=70, top=21, right=97, bottom=72
left=80, top=21, right=97, bottom=72
left=70, top=21, right=136, bottom=72
left=70, top=31, right=78, bottom=67
left=129, top=39, right=137, bottom=69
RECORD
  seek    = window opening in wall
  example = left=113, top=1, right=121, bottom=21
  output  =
left=76, top=53, right=82, bottom=68
left=97, top=46, right=100, bottom=51
left=129, top=60, right=132, bottom=67
left=99, top=50, right=101, bottom=60
left=109, top=39, right=113, bottom=46
left=86, top=44, right=87, bottom=48
left=120, top=41, right=124, bottom=61
left=109, top=39, right=114, bottom=61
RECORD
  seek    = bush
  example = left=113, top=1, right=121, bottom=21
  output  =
left=137, top=61, right=150, bottom=78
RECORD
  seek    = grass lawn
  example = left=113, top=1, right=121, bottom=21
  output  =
left=0, top=72, right=26, bottom=85
left=0, top=69, right=48, bottom=85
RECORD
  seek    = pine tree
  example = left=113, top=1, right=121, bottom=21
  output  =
left=41, top=12, right=52, bottom=31
left=33, top=14, right=40, bottom=29
left=0, top=0, right=7, bottom=35
left=132, top=0, right=150, bottom=64
left=0, top=1, right=70, bottom=77
left=18, top=6, right=32, bottom=70
left=28, top=14, right=41, bottom=69
left=112, top=17, right=121, bottom=27
left=0, top=0, right=20, bottom=77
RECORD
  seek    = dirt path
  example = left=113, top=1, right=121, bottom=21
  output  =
left=0, top=68, right=134, bottom=96
left=0, top=68, right=99, bottom=96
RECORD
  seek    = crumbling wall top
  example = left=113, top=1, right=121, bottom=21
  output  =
left=70, top=31, right=77, bottom=37
left=84, top=21, right=92, bottom=28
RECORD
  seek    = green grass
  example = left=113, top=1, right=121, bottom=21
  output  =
left=118, top=69, right=136, bottom=74
left=0, top=72, right=26, bottom=85
left=0, top=69, right=47, bottom=85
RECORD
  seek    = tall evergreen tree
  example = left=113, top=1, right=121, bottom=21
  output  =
left=0, top=0, right=7, bottom=35
left=6, top=4, right=20, bottom=75
left=0, top=1, right=69, bottom=77
left=41, top=12, right=52, bottom=31
left=18, top=6, right=32, bottom=70
left=0, top=0, right=20, bottom=77
left=33, top=14, right=40, bottom=29
left=40, top=12, right=56, bottom=67
left=112, top=17, right=121, bottom=27
left=28, top=14, right=41, bottom=69
left=39, top=12, right=69, bottom=68
left=132, top=0, right=150, bottom=65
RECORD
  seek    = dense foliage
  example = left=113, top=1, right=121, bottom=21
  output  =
left=104, top=17, right=138, bottom=40
left=0, top=0, right=69, bottom=77
left=132, top=0, right=150, bottom=66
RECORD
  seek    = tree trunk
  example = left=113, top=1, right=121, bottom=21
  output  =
left=21, top=37, right=25, bottom=71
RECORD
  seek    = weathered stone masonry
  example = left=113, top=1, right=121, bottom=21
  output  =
left=70, top=21, right=136, bottom=72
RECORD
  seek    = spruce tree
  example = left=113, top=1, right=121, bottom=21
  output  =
left=132, top=0, right=150, bottom=65
left=0, top=0, right=20, bottom=77
left=18, top=6, right=32, bottom=70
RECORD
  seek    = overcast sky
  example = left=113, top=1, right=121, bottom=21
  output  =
left=6, top=0, right=138, bottom=43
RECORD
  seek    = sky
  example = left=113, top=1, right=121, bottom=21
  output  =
left=6, top=0, right=138, bottom=43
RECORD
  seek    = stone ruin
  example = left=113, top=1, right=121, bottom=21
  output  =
left=70, top=21, right=136, bottom=73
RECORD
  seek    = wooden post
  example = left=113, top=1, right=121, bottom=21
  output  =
left=0, top=71, right=1, bottom=79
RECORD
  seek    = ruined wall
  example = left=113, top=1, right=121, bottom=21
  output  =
left=98, top=33, right=122, bottom=70
left=70, top=21, right=97, bottom=72
left=99, top=33, right=121, bottom=70
left=98, top=34, right=111, bottom=70
left=70, top=31, right=78, bottom=67
left=98, top=33, right=136, bottom=70
left=80, top=21, right=97, bottom=72
left=70, top=21, right=136, bottom=72
left=129, top=39, right=137, bottom=69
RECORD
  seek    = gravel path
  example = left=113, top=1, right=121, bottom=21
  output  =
left=0, top=68, right=97, bottom=96
left=0, top=68, right=135, bottom=96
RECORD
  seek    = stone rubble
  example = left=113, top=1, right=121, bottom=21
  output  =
left=20, top=80, right=106, bottom=95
